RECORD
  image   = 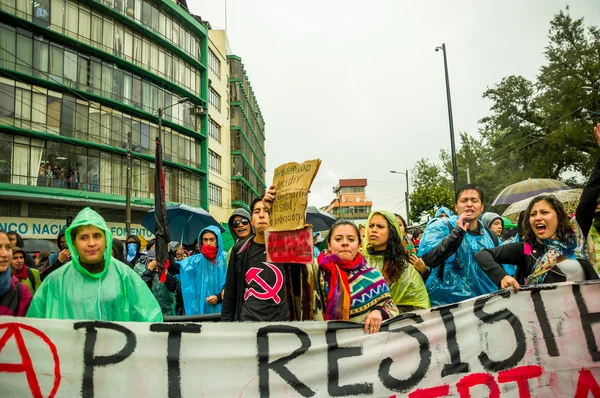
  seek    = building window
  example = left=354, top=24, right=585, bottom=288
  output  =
left=209, top=182, right=222, bottom=206
left=209, top=87, right=220, bottom=111
left=208, top=150, right=221, bottom=174
left=209, top=118, right=220, bottom=142
left=208, top=49, right=220, bottom=78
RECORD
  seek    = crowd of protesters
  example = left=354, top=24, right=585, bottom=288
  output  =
left=1, top=124, right=600, bottom=334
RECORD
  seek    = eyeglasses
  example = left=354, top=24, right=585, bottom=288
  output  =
left=232, top=219, right=250, bottom=228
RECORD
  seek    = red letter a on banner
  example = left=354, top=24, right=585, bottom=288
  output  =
left=0, top=324, right=43, bottom=398
left=575, top=369, right=600, bottom=398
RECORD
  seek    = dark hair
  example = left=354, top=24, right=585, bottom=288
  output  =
left=455, top=184, right=485, bottom=204
left=200, top=230, right=218, bottom=248
left=368, top=213, right=408, bottom=285
left=250, top=197, right=269, bottom=214
left=522, top=195, right=574, bottom=245
left=327, top=220, right=362, bottom=245
left=394, top=213, right=408, bottom=230
left=517, top=210, right=527, bottom=240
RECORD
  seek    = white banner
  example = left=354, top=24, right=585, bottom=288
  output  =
left=2, top=282, right=600, bottom=397
left=0, top=217, right=154, bottom=240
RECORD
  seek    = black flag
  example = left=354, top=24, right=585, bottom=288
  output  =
left=154, top=137, right=171, bottom=283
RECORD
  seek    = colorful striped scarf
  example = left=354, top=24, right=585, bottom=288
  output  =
left=318, top=252, right=364, bottom=320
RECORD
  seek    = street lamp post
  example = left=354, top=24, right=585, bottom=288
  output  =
left=390, top=170, right=410, bottom=223
left=124, top=98, right=189, bottom=234
left=435, top=43, right=459, bottom=194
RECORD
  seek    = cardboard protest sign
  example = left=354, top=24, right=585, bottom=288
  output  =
left=2, top=282, right=600, bottom=397
left=269, top=159, right=321, bottom=231
left=265, top=226, right=313, bottom=263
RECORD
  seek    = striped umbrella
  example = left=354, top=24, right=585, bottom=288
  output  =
left=491, top=178, right=570, bottom=206
left=502, top=188, right=583, bottom=223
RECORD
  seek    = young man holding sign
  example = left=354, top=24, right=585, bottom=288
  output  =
left=222, top=193, right=317, bottom=322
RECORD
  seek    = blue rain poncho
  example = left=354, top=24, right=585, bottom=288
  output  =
left=178, top=226, right=227, bottom=315
left=418, top=215, right=498, bottom=306
left=27, top=207, right=163, bottom=322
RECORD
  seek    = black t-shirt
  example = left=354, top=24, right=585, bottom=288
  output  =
left=239, top=240, right=289, bottom=322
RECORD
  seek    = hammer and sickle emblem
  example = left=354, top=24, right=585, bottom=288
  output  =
left=244, top=263, right=284, bottom=303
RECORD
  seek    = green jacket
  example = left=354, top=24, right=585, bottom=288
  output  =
left=363, top=210, right=431, bottom=310
left=27, top=207, right=163, bottom=322
left=21, top=267, right=41, bottom=295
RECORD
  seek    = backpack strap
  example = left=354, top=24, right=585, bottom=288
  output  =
left=26, top=267, right=36, bottom=290
left=15, top=281, right=21, bottom=306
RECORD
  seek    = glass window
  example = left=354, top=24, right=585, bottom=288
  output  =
left=102, top=19, right=114, bottom=51
left=172, top=21, right=179, bottom=45
left=31, top=92, right=46, bottom=128
left=33, top=0, right=51, bottom=27
left=165, top=17, right=171, bottom=41
left=150, top=43, right=158, bottom=74
left=132, top=76, right=141, bottom=108
left=102, top=64, right=113, bottom=98
left=114, top=24, right=123, bottom=58
left=131, top=119, right=141, bottom=150
left=78, top=6, right=91, bottom=43
left=134, top=0, right=141, bottom=21
left=142, top=81, right=151, bottom=112
left=142, top=39, right=150, bottom=69
left=60, top=95, right=76, bottom=137
left=100, top=109, right=110, bottom=145
left=151, top=5, right=158, bottom=32
left=126, top=0, right=134, bottom=17
left=141, top=1, right=151, bottom=27
left=124, top=30, right=133, bottom=61
left=50, top=0, right=64, bottom=31
left=158, top=12, right=165, bottom=36
left=110, top=113, right=122, bottom=148
left=16, top=0, right=32, bottom=21
left=15, top=88, right=31, bottom=126
left=90, top=60, right=102, bottom=95
left=75, top=103, right=88, bottom=138
left=49, top=45, right=63, bottom=83
left=112, top=66, right=123, bottom=101
left=88, top=106, right=100, bottom=142
left=65, top=1, right=77, bottom=38
left=47, top=96, right=61, bottom=130
left=16, top=32, right=33, bottom=75
left=140, top=122, right=149, bottom=150
left=0, top=25, right=15, bottom=70
left=133, top=35, right=142, bottom=64
left=123, top=72, right=132, bottom=105
left=77, top=55, right=89, bottom=90
left=63, top=50, right=77, bottom=87
left=91, top=13, right=102, bottom=46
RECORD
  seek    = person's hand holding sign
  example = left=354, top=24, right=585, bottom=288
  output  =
left=364, top=309, right=383, bottom=334
left=262, top=185, right=276, bottom=211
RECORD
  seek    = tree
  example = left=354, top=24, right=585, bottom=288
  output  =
left=409, top=159, right=453, bottom=223
left=479, top=8, right=600, bottom=181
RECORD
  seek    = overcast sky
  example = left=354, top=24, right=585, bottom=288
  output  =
left=190, top=0, right=600, bottom=219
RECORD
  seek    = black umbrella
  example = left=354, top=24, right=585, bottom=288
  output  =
left=23, top=239, right=59, bottom=254
left=306, top=206, right=337, bottom=232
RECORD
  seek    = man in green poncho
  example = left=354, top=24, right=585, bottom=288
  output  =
left=27, top=207, right=163, bottom=322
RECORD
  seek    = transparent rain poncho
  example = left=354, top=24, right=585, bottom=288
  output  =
left=27, top=207, right=163, bottom=322
left=178, top=225, right=227, bottom=315
left=418, top=215, right=499, bottom=307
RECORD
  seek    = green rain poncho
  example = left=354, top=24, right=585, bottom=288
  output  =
left=362, top=210, right=430, bottom=310
left=27, top=207, right=163, bottom=322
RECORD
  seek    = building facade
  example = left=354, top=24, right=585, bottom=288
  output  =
left=0, top=0, right=210, bottom=238
left=228, top=55, right=266, bottom=209
left=206, top=29, right=231, bottom=222
left=325, top=179, right=373, bottom=223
